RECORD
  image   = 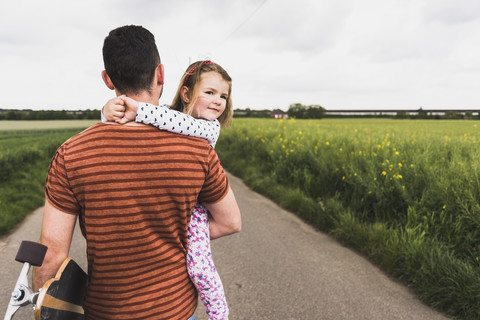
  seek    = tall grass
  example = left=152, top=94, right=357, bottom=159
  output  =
left=0, top=128, right=87, bottom=234
left=0, top=120, right=98, bottom=131
left=216, top=118, right=480, bottom=319
left=1, top=119, right=479, bottom=318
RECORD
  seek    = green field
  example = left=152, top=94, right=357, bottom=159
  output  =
left=216, top=118, right=480, bottom=320
left=0, top=120, right=99, bottom=131
left=1, top=118, right=479, bottom=319
left=0, top=122, right=93, bottom=235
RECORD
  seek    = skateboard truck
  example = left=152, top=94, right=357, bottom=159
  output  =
left=4, top=241, right=47, bottom=320
left=5, top=241, right=87, bottom=320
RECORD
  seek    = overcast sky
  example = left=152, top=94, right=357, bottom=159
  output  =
left=1, top=0, right=479, bottom=111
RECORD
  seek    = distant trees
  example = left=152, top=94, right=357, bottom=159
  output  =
left=233, top=108, right=272, bottom=118
left=417, top=108, right=428, bottom=119
left=444, top=111, right=464, bottom=120
left=394, top=108, right=479, bottom=120
left=287, top=103, right=325, bottom=119
left=395, top=108, right=429, bottom=119
left=395, top=111, right=410, bottom=119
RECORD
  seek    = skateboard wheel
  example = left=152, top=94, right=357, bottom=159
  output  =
left=15, top=241, right=48, bottom=266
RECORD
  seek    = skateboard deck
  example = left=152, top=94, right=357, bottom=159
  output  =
left=34, top=258, right=87, bottom=320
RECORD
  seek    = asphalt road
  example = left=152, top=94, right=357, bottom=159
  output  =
left=1, top=173, right=450, bottom=319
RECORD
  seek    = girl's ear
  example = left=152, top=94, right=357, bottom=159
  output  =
left=181, top=86, right=190, bottom=103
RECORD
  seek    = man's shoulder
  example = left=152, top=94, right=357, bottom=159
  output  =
left=62, top=122, right=105, bottom=146
left=62, top=122, right=212, bottom=150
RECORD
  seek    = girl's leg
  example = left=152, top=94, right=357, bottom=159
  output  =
left=187, top=204, right=229, bottom=320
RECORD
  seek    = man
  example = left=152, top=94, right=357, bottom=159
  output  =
left=33, top=25, right=241, bottom=320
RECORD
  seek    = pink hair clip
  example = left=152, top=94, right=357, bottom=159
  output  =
left=184, top=62, right=214, bottom=86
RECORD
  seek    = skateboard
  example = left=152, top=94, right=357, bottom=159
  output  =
left=4, top=241, right=87, bottom=320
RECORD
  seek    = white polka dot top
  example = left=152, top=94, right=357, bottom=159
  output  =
left=101, top=102, right=220, bottom=147
left=136, top=103, right=220, bottom=147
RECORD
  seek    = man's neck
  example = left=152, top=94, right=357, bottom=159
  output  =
left=106, top=90, right=160, bottom=127
left=118, top=90, right=159, bottom=106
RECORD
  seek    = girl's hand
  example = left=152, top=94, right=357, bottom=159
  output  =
left=116, top=96, right=139, bottom=124
left=103, top=95, right=126, bottom=121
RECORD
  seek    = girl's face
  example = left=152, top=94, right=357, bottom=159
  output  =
left=190, top=71, right=229, bottom=121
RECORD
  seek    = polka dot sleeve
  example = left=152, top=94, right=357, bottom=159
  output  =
left=135, top=102, right=220, bottom=147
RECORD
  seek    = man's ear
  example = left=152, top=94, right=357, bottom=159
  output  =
left=157, top=64, right=165, bottom=85
left=181, top=86, right=190, bottom=103
left=101, top=70, right=115, bottom=90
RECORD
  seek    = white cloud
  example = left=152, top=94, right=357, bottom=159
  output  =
left=423, top=0, right=480, bottom=24
left=0, top=0, right=479, bottom=111
left=233, top=0, right=352, bottom=55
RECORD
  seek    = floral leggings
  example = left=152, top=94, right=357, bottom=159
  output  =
left=187, top=203, right=229, bottom=320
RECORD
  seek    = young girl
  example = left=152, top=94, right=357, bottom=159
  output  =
left=102, top=61, right=233, bottom=320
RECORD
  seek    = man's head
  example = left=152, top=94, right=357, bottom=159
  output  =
left=102, top=25, right=163, bottom=99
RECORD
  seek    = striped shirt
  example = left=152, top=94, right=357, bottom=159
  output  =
left=45, top=123, right=229, bottom=320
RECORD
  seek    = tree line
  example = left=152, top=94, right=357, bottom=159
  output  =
left=233, top=104, right=326, bottom=119
left=286, top=103, right=325, bottom=119
left=2, top=106, right=477, bottom=121
left=395, top=109, right=479, bottom=120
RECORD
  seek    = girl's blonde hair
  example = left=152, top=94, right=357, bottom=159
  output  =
left=170, top=60, right=233, bottom=128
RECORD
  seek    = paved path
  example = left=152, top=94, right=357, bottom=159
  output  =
left=1, top=173, right=449, bottom=319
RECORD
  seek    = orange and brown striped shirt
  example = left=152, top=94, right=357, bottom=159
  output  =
left=44, top=123, right=229, bottom=320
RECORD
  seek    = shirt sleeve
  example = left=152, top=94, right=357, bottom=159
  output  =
left=136, top=102, right=221, bottom=147
left=44, top=145, right=81, bottom=215
left=101, top=108, right=107, bottom=122
left=198, top=148, right=230, bottom=204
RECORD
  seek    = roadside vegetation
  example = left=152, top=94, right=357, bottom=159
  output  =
left=216, top=118, right=480, bottom=320
left=1, top=118, right=479, bottom=319
left=0, top=123, right=92, bottom=234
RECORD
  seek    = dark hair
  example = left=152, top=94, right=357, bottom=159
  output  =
left=102, top=25, right=160, bottom=95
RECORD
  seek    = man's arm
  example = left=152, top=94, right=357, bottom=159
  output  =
left=204, top=187, right=241, bottom=240
left=33, top=199, right=77, bottom=291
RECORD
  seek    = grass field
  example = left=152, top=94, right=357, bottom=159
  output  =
left=0, top=121, right=93, bottom=234
left=1, top=118, right=479, bottom=319
left=0, top=120, right=99, bottom=131
left=216, top=118, right=480, bottom=320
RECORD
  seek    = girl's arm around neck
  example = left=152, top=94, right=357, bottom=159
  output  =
left=136, top=102, right=220, bottom=147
